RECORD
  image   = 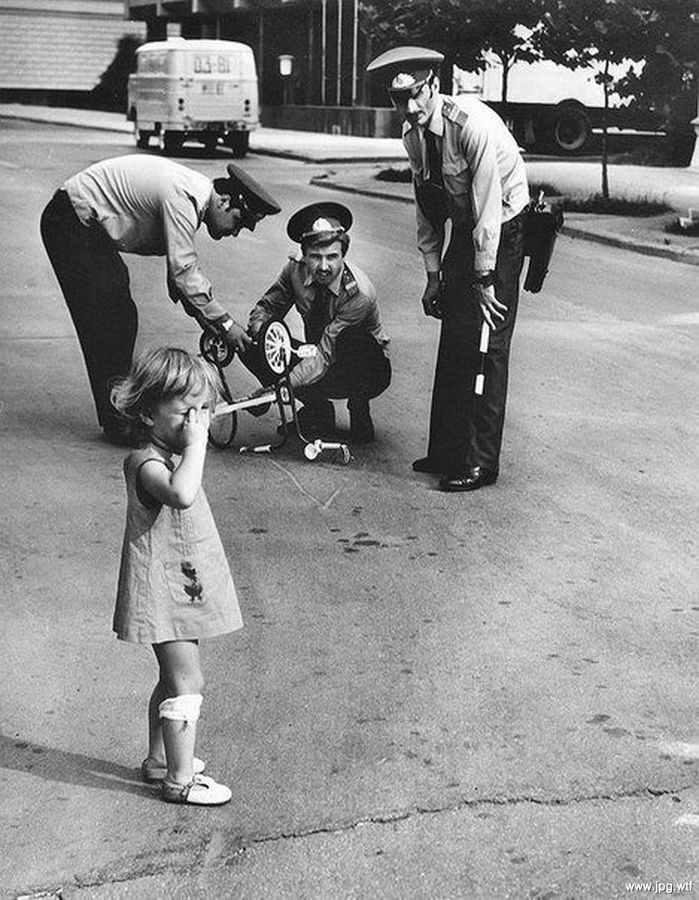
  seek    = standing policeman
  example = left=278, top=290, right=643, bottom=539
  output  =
left=367, top=47, right=530, bottom=491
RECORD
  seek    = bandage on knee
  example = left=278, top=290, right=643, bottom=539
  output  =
left=158, top=693, right=202, bottom=724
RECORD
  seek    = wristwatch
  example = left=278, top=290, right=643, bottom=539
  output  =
left=474, top=271, right=495, bottom=288
left=217, top=316, right=234, bottom=335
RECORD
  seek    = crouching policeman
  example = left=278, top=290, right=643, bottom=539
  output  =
left=227, top=202, right=391, bottom=444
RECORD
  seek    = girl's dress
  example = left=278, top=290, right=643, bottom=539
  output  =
left=114, top=445, right=243, bottom=644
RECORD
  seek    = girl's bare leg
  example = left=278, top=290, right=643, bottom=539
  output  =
left=146, top=681, right=167, bottom=766
left=152, top=640, right=204, bottom=785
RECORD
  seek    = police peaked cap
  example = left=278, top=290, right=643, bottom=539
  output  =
left=287, top=202, right=353, bottom=243
left=213, top=163, right=281, bottom=216
left=366, top=46, right=444, bottom=92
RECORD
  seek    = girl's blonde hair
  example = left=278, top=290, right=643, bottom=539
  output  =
left=110, top=347, right=221, bottom=436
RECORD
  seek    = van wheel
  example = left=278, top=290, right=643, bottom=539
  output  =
left=227, top=132, right=249, bottom=159
left=160, top=131, right=182, bottom=155
left=202, top=135, right=219, bottom=156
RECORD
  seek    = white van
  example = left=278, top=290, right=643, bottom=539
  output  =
left=127, top=38, right=259, bottom=157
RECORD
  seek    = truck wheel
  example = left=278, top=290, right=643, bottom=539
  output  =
left=136, top=129, right=150, bottom=149
left=547, top=102, right=591, bottom=154
left=227, top=132, right=249, bottom=159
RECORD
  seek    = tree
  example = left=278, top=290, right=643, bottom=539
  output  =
left=361, top=0, right=551, bottom=101
left=615, top=0, right=699, bottom=164
left=534, top=0, right=697, bottom=194
left=91, top=34, right=143, bottom=113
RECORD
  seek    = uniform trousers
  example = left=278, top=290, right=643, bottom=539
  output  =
left=240, top=326, right=391, bottom=408
left=426, top=210, right=526, bottom=474
left=40, top=190, right=137, bottom=431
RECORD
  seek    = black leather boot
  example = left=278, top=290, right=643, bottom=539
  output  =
left=348, top=398, right=375, bottom=444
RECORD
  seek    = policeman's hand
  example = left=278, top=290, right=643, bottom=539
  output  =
left=224, top=321, right=253, bottom=354
left=421, top=274, right=442, bottom=319
left=475, top=283, right=507, bottom=330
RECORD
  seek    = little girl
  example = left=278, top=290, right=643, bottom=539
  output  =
left=111, top=347, right=242, bottom=806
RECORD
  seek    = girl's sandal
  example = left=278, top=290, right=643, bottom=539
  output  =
left=141, top=756, right=206, bottom=783
left=161, top=773, right=232, bottom=806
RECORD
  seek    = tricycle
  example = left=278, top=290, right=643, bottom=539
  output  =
left=199, top=319, right=351, bottom=464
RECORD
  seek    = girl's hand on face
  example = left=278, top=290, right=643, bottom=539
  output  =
left=182, top=407, right=210, bottom=449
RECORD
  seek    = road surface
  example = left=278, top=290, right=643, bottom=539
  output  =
left=0, top=121, right=697, bottom=899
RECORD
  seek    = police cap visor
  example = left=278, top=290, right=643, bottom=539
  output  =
left=213, top=163, right=281, bottom=217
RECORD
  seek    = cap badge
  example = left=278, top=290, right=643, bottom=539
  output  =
left=392, top=72, right=418, bottom=90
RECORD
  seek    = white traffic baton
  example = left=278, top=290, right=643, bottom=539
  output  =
left=475, top=320, right=490, bottom=396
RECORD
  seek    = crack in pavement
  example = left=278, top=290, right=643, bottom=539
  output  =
left=245, top=784, right=689, bottom=846
left=22, top=783, right=692, bottom=896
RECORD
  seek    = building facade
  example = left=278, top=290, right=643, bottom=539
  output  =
left=0, top=0, right=145, bottom=105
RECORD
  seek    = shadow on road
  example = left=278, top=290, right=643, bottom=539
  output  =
left=0, top=734, right=153, bottom=798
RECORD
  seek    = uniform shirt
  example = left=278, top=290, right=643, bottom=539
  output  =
left=403, top=94, right=529, bottom=273
left=64, top=155, right=226, bottom=322
left=247, top=255, right=389, bottom=388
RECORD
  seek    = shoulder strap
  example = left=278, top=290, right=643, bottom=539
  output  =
left=442, top=98, right=469, bottom=128
left=341, top=264, right=359, bottom=297
left=131, top=453, right=169, bottom=510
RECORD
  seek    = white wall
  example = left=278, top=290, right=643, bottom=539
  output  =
left=0, top=0, right=145, bottom=91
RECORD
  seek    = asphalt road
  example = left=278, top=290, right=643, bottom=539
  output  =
left=1, top=121, right=697, bottom=899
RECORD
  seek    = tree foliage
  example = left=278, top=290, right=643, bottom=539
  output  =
left=91, top=34, right=143, bottom=113
left=361, top=0, right=551, bottom=96
left=535, top=0, right=699, bottom=168
left=361, top=0, right=699, bottom=166
left=613, top=0, right=699, bottom=162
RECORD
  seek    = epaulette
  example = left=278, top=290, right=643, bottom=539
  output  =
left=442, top=98, right=469, bottom=127
left=341, top=264, right=359, bottom=297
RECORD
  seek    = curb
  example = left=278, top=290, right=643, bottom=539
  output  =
left=0, top=112, right=133, bottom=135
left=559, top=224, right=699, bottom=266
left=310, top=176, right=699, bottom=268
left=251, top=148, right=406, bottom=164
left=310, top=174, right=412, bottom=204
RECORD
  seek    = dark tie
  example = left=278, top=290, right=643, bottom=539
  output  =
left=425, top=129, right=443, bottom=186
left=307, top=284, right=328, bottom=344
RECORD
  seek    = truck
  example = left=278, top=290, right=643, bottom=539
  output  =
left=453, top=54, right=659, bottom=154
left=127, top=38, right=259, bottom=157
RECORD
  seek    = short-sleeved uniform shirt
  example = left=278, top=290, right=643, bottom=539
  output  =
left=64, top=155, right=227, bottom=323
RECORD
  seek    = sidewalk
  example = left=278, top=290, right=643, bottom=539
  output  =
left=3, top=103, right=699, bottom=265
